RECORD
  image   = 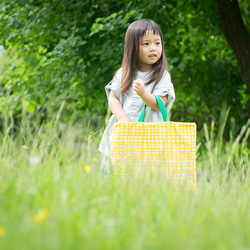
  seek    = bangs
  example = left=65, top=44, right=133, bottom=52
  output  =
left=126, top=19, right=163, bottom=41
left=137, top=19, right=163, bottom=39
left=143, top=28, right=161, bottom=37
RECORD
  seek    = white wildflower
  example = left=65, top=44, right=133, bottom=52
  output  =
left=29, top=156, right=40, bottom=165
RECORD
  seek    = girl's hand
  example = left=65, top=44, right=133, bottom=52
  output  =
left=133, top=79, right=145, bottom=97
left=109, top=91, right=130, bottom=122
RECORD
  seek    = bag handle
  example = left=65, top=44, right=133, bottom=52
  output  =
left=138, top=95, right=168, bottom=122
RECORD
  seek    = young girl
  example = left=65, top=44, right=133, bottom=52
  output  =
left=99, top=19, right=175, bottom=173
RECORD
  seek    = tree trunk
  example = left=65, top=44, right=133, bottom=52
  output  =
left=217, top=0, right=250, bottom=121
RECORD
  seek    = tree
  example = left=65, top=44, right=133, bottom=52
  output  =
left=218, top=0, right=250, bottom=119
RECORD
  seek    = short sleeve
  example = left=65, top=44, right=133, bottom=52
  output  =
left=153, top=71, right=175, bottom=112
left=104, top=68, right=122, bottom=100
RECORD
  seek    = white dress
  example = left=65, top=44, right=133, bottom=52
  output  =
left=99, top=68, right=175, bottom=157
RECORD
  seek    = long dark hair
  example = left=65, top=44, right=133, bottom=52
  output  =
left=119, top=19, right=168, bottom=94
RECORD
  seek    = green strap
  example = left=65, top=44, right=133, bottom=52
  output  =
left=138, top=95, right=168, bottom=122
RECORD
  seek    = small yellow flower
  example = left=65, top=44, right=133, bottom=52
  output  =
left=92, top=158, right=97, bottom=162
left=83, top=165, right=91, bottom=173
left=103, top=161, right=107, bottom=165
left=0, top=226, right=6, bottom=237
left=71, top=198, right=78, bottom=204
left=21, top=145, right=29, bottom=149
left=34, top=209, right=49, bottom=223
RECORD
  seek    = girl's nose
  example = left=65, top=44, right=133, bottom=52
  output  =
left=150, top=44, right=156, bottom=51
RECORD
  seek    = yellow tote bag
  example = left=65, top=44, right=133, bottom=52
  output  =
left=111, top=96, right=197, bottom=189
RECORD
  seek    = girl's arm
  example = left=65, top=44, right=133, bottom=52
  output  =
left=133, top=79, right=168, bottom=111
left=109, top=91, right=130, bottom=122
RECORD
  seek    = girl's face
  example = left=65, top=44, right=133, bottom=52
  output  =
left=138, top=30, right=162, bottom=72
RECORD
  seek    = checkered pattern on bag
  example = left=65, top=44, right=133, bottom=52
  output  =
left=111, top=122, right=197, bottom=188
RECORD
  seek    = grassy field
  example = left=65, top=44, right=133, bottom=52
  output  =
left=0, top=118, right=249, bottom=250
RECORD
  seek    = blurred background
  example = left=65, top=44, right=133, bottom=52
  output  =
left=0, top=0, right=249, bottom=142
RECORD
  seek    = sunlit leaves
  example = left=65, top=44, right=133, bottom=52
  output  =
left=0, top=0, right=249, bottom=133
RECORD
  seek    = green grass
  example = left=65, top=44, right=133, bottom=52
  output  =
left=0, top=118, right=249, bottom=250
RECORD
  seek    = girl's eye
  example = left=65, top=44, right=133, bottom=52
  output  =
left=143, top=43, right=149, bottom=46
left=156, top=42, right=161, bottom=45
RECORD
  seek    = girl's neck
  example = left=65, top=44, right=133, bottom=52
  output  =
left=137, top=67, right=153, bottom=73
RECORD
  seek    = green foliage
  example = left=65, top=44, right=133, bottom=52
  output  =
left=0, top=0, right=249, bottom=136
left=199, top=107, right=250, bottom=179
left=0, top=0, right=89, bottom=123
